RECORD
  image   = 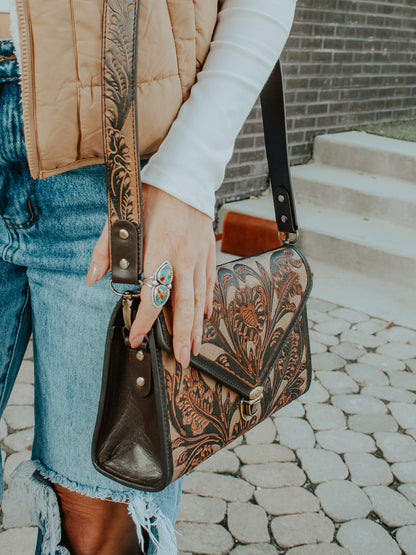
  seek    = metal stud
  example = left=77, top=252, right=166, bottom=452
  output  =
left=119, top=228, right=129, bottom=240
left=136, top=377, right=145, bottom=387
left=136, top=350, right=144, bottom=361
left=278, top=195, right=285, bottom=203
left=281, top=215, right=288, bottom=223
left=119, top=258, right=130, bottom=270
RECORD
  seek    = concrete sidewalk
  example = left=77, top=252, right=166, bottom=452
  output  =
left=1, top=294, right=416, bottom=554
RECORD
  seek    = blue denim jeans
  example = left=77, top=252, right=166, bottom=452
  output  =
left=0, top=40, right=182, bottom=554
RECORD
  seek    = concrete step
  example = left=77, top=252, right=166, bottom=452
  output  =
left=313, top=131, right=416, bottom=182
left=217, top=190, right=416, bottom=289
left=296, top=203, right=416, bottom=290
left=291, top=163, right=416, bottom=229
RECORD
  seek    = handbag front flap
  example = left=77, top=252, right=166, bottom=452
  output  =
left=155, top=246, right=312, bottom=399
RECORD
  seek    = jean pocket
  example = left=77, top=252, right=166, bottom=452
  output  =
left=0, top=169, right=39, bottom=229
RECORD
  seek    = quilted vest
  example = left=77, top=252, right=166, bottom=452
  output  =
left=15, top=0, right=219, bottom=179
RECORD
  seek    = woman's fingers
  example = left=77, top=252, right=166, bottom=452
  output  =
left=171, top=264, right=195, bottom=368
left=191, top=265, right=207, bottom=357
left=86, top=219, right=110, bottom=285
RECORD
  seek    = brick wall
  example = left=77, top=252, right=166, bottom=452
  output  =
left=217, top=0, right=416, bottom=205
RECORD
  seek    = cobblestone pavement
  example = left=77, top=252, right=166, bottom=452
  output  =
left=1, top=298, right=416, bottom=554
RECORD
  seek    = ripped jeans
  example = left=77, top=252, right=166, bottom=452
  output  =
left=0, top=40, right=182, bottom=554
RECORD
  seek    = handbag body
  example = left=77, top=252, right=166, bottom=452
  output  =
left=92, top=0, right=313, bottom=492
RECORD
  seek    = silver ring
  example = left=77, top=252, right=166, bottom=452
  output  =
left=141, top=260, right=173, bottom=308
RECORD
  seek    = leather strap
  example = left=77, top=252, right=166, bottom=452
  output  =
left=102, top=0, right=142, bottom=285
left=103, top=1, right=298, bottom=285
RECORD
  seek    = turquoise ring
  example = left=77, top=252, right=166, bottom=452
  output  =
left=142, top=260, right=173, bottom=309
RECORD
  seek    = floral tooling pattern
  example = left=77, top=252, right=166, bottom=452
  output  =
left=162, top=247, right=311, bottom=480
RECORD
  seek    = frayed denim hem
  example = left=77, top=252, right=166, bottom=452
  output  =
left=9, top=460, right=178, bottom=555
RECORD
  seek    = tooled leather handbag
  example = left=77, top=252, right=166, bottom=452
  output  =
left=92, top=0, right=312, bottom=491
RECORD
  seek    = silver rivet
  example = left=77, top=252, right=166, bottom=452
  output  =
left=119, top=258, right=130, bottom=270
left=278, top=195, right=285, bottom=203
left=136, top=350, right=144, bottom=361
left=119, top=228, right=129, bottom=240
left=281, top=215, right=288, bottom=223
left=136, top=377, right=145, bottom=387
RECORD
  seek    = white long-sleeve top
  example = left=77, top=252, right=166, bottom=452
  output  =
left=2, top=0, right=296, bottom=219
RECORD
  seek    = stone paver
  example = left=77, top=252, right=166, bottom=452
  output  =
left=2, top=406, right=35, bottom=431
left=341, top=329, right=386, bottom=348
left=0, top=527, right=38, bottom=555
left=337, top=519, right=401, bottom=555
left=377, top=342, right=416, bottom=360
left=297, top=448, right=348, bottom=483
left=227, top=502, right=269, bottom=544
left=374, top=432, right=416, bottom=462
left=234, top=444, right=295, bottom=464
left=305, top=404, right=346, bottom=430
left=331, top=394, right=387, bottom=414
left=183, top=472, right=254, bottom=502
left=299, top=381, right=330, bottom=403
left=315, top=480, right=372, bottom=522
left=377, top=326, right=416, bottom=344
left=359, top=352, right=405, bottom=372
left=314, top=318, right=350, bottom=336
left=177, top=494, right=226, bottom=524
left=230, top=545, right=278, bottom=555
left=197, top=449, right=240, bottom=474
left=271, top=513, right=335, bottom=548
left=3, top=306, right=416, bottom=554
left=389, top=402, right=416, bottom=429
left=344, top=453, right=393, bottom=486
left=6, top=384, right=35, bottom=406
left=286, top=545, right=350, bottom=555
left=329, top=307, right=369, bottom=324
left=348, top=413, right=398, bottom=434
left=244, top=418, right=276, bottom=444
left=176, top=522, right=234, bottom=555
left=241, top=462, right=306, bottom=488
left=276, top=400, right=305, bottom=417
left=316, top=371, right=359, bottom=395
left=396, top=525, right=416, bottom=555
left=345, top=362, right=389, bottom=386
left=316, top=430, right=376, bottom=453
left=398, top=484, right=416, bottom=506
left=330, top=342, right=364, bottom=361
left=362, top=384, right=416, bottom=403
left=274, top=417, right=315, bottom=449
left=311, top=352, right=346, bottom=371
left=389, top=371, right=416, bottom=391
left=364, top=486, right=416, bottom=526
left=254, top=486, right=319, bottom=515
left=391, top=461, right=416, bottom=483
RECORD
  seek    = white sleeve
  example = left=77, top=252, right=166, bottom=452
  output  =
left=141, top=0, right=297, bottom=220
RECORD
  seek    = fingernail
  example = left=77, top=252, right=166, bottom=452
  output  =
left=180, top=347, right=190, bottom=368
left=130, top=335, right=144, bottom=349
left=86, top=265, right=99, bottom=285
left=192, top=336, right=202, bottom=357
left=207, top=305, right=213, bottom=319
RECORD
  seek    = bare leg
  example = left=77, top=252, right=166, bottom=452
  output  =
left=53, top=484, right=146, bottom=555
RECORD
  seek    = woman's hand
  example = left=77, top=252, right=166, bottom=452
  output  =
left=86, top=183, right=216, bottom=368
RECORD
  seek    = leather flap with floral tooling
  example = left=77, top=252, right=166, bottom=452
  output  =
left=155, top=245, right=312, bottom=399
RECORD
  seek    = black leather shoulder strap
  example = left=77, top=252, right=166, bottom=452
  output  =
left=261, top=61, right=298, bottom=235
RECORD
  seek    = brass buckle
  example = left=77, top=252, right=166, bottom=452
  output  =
left=240, top=386, right=264, bottom=422
left=109, top=281, right=141, bottom=330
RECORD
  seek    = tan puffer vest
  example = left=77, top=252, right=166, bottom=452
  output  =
left=16, top=0, right=219, bottom=179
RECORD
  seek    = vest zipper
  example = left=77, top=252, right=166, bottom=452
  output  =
left=16, top=0, right=40, bottom=179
